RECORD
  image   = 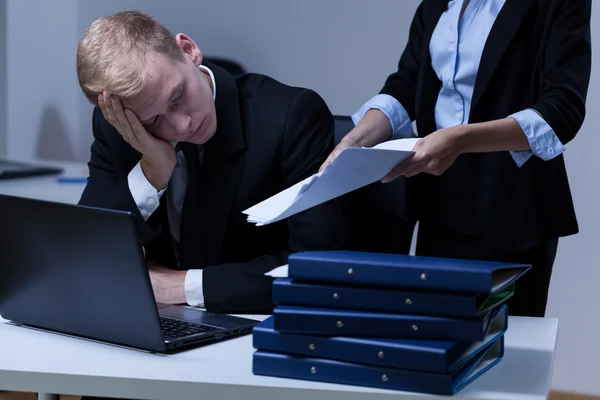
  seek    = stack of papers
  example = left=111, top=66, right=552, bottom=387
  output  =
left=243, top=137, right=420, bottom=226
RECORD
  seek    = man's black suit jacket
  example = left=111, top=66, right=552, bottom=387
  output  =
left=78, top=62, right=350, bottom=314
left=381, top=0, right=592, bottom=252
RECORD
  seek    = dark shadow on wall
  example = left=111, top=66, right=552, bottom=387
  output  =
left=36, top=103, right=77, bottom=161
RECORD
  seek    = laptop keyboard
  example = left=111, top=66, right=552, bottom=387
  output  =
left=159, top=317, right=217, bottom=339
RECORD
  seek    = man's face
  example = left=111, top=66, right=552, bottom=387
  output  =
left=122, top=35, right=217, bottom=145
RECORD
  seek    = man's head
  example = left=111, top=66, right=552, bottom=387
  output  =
left=77, top=11, right=216, bottom=144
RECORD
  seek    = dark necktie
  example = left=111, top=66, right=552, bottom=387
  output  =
left=169, top=142, right=203, bottom=270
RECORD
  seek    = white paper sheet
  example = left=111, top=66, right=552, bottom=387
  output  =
left=243, top=138, right=419, bottom=226
left=265, top=264, right=289, bottom=278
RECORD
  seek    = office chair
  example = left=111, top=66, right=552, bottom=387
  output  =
left=333, top=115, right=354, bottom=145
left=333, top=115, right=415, bottom=255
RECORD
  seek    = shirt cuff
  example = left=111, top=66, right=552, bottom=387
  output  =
left=127, top=161, right=166, bottom=220
left=352, top=94, right=415, bottom=140
left=184, top=269, right=205, bottom=308
left=509, top=109, right=565, bottom=167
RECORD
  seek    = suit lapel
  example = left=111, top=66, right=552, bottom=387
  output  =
left=195, top=62, right=246, bottom=267
left=470, top=0, right=533, bottom=118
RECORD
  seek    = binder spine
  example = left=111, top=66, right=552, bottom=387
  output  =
left=272, top=278, right=478, bottom=317
left=253, top=351, right=455, bottom=395
left=288, top=259, right=490, bottom=293
left=273, top=306, right=487, bottom=342
left=252, top=325, right=449, bottom=372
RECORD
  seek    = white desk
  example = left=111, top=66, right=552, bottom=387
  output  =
left=0, top=162, right=559, bottom=399
left=0, top=315, right=557, bottom=400
left=0, top=160, right=88, bottom=204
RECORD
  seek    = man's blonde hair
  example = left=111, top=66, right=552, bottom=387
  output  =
left=76, top=10, right=184, bottom=106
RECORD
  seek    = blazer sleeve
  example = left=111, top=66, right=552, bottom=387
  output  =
left=531, top=0, right=592, bottom=145
left=202, top=89, right=351, bottom=314
left=78, top=106, right=163, bottom=244
left=281, top=89, right=352, bottom=254
left=378, top=2, right=426, bottom=121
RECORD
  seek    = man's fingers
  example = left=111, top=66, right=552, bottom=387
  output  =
left=125, top=109, right=144, bottom=134
left=111, top=96, right=132, bottom=133
left=125, top=109, right=153, bottom=147
left=104, top=93, right=141, bottom=146
left=98, top=94, right=110, bottom=122
left=102, top=92, right=117, bottom=126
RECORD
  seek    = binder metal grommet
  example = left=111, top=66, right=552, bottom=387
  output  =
left=336, top=320, right=344, bottom=328
left=333, top=293, right=340, bottom=300
left=309, top=343, right=316, bottom=350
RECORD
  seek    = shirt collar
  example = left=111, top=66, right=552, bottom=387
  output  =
left=198, top=64, right=216, bottom=101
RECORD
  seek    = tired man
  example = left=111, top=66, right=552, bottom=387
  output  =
left=76, top=11, right=349, bottom=314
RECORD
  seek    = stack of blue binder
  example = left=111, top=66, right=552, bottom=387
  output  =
left=252, top=250, right=531, bottom=395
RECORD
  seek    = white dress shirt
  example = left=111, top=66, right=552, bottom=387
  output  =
left=127, top=65, right=216, bottom=308
left=353, top=0, right=565, bottom=167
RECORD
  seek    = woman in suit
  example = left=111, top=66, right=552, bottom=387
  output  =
left=322, top=0, right=592, bottom=317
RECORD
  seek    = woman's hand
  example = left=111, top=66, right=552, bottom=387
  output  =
left=382, top=125, right=466, bottom=182
left=319, top=109, right=393, bottom=172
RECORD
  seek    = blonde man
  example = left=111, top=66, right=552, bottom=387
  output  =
left=76, top=11, right=349, bottom=314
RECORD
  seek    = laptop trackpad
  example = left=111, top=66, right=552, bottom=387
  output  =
left=159, top=306, right=242, bottom=329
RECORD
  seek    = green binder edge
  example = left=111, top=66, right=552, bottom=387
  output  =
left=477, top=283, right=514, bottom=313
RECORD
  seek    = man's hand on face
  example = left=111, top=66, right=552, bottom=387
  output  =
left=147, top=260, right=187, bottom=304
left=98, top=92, right=177, bottom=191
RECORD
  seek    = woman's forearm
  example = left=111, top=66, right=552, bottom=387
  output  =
left=343, top=111, right=531, bottom=154
left=455, top=117, right=531, bottom=154
left=341, top=109, right=393, bottom=148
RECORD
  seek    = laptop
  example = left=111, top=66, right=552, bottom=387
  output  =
left=0, top=194, right=259, bottom=353
left=0, top=159, right=63, bottom=180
